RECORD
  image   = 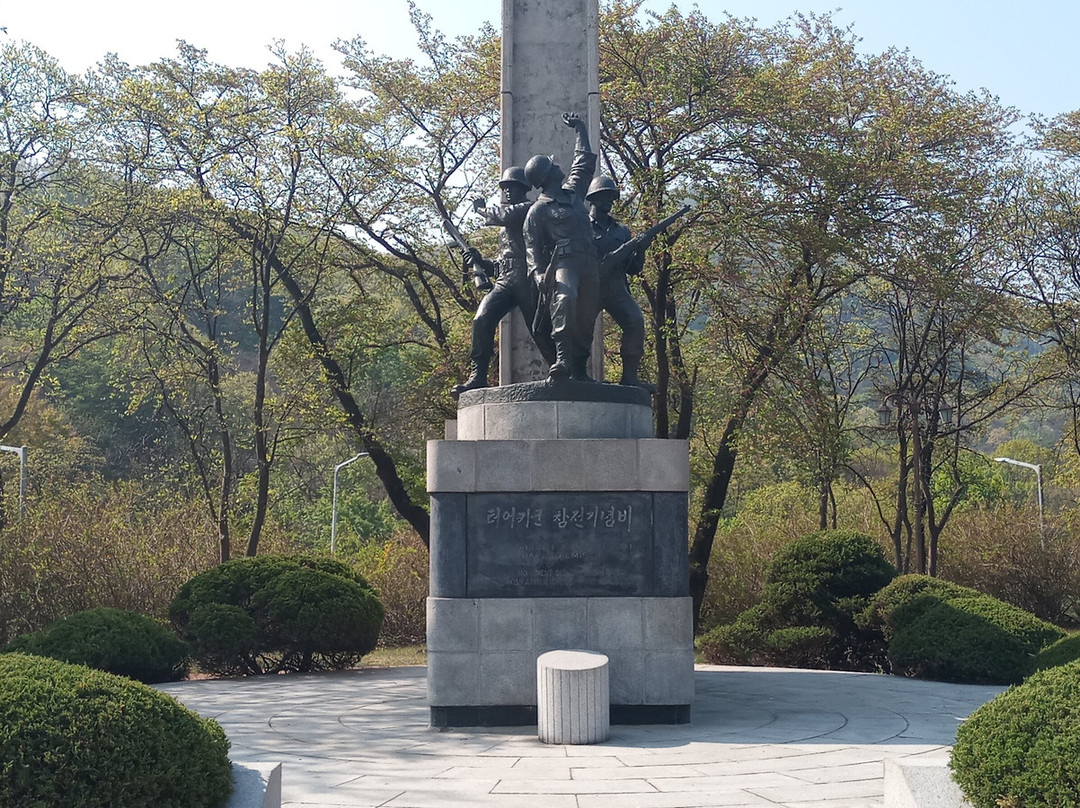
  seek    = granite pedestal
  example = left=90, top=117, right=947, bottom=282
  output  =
left=427, top=380, right=693, bottom=727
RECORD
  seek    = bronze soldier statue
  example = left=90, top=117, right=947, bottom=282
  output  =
left=586, top=175, right=653, bottom=392
left=523, top=112, right=599, bottom=381
left=452, top=166, right=541, bottom=396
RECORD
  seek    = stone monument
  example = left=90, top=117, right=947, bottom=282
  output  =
left=499, top=0, right=601, bottom=384
left=425, top=0, right=693, bottom=728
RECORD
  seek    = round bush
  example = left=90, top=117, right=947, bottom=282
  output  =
left=2, top=607, right=187, bottom=683
left=171, top=554, right=384, bottom=675
left=763, top=626, right=833, bottom=667
left=951, top=661, right=1080, bottom=807
left=697, top=605, right=769, bottom=665
left=170, top=554, right=375, bottom=628
left=860, top=574, right=1065, bottom=684
left=253, top=568, right=384, bottom=668
left=765, top=530, right=897, bottom=630
left=858, top=574, right=980, bottom=640
left=888, top=598, right=1034, bottom=685
left=698, top=530, right=895, bottom=670
left=0, top=653, right=232, bottom=807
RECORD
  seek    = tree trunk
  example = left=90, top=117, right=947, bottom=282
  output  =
left=688, top=427, right=739, bottom=631
left=226, top=218, right=431, bottom=545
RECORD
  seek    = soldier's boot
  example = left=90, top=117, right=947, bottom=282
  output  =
left=452, top=358, right=491, bottom=397
left=619, top=353, right=655, bottom=393
left=548, top=342, right=572, bottom=380
left=571, top=353, right=596, bottom=383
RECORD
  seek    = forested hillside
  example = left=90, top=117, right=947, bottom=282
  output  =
left=2, top=2, right=1080, bottom=632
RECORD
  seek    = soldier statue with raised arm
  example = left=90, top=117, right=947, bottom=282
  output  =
left=523, top=112, right=599, bottom=381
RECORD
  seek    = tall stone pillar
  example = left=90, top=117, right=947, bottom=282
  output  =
left=499, top=0, right=601, bottom=384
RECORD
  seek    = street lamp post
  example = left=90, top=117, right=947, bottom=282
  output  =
left=0, top=445, right=27, bottom=521
left=331, top=452, right=369, bottom=555
left=994, top=456, right=1043, bottom=531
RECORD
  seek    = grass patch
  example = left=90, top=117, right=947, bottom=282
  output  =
left=362, top=644, right=426, bottom=667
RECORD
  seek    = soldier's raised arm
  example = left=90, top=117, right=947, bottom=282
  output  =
left=562, top=113, right=596, bottom=201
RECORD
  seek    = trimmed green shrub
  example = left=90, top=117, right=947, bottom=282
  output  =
left=253, top=568, right=384, bottom=668
left=184, top=603, right=261, bottom=675
left=763, top=626, right=833, bottom=667
left=0, top=653, right=232, bottom=807
left=888, top=600, right=1033, bottom=685
left=1028, top=633, right=1080, bottom=675
left=698, top=530, right=896, bottom=670
left=697, top=604, right=769, bottom=665
left=763, top=530, right=897, bottom=631
left=860, top=574, right=1065, bottom=684
left=858, top=574, right=976, bottom=640
left=951, top=662, right=1080, bottom=807
left=2, top=607, right=187, bottom=683
left=171, top=555, right=384, bottom=675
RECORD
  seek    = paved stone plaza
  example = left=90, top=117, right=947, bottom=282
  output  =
left=159, top=664, right=1002, bottom=808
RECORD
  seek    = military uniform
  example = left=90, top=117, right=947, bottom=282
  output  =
left=592, top=214, right=647, bottom=385
left=466, top=200, right=553, bottom=372
left=523, top=148, right=599, bottom=378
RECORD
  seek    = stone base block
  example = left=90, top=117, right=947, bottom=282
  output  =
left=537, top=650, right=610, bottom=744
left=427, top=596, right=693, bottom=723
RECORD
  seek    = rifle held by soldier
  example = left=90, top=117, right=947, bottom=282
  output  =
left=442, top=218, right=494, bottom=291
left=599, top=204, right=692, bottom=274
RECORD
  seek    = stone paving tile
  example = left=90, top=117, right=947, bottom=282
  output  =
left=649, top=771, right=809, bottom=792
left=748, top=775, right=885, bottom=802
left=576, top=791, right=778, bottom=808
left=492, top=777, right=658, bottom=794
left=569, top=763, right=711, bottom=779
left=380, top=790, right=579, bottom=807
left=437, top=764, right=573, bottom=780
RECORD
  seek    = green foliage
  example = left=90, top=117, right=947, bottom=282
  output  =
left=171, top=555, right=384, bottom=675
left=697, top=605, right=769, bottom=665
left=0, top=483, right=225, bottom=646
left=938, top=507, right=1080, bottom=623
left=764, top=626, right=834, bottom=668
left=858, top=574, right=976, bottom=640
left=951, top=662, right=1080, bottom=807
left=864, top=574, right=1065, bottom=684
left=698, top=530, right=895, bottom=670
left=349, top=534, right=429, bottom=646
left=184, top=604, right=261, bottom=675
left=764, top=530, right=897, bottom=630
left=699, top=481, right=820, bottom=630
left=1028, top=633, right=1080, bottom=675
left=0, top=653, right=232, bottom=808
left=1, top=607, right=186, bottom=683
left=889, top=600, right=1035, bottom=685
left=252, top=568, right=383, bottom=660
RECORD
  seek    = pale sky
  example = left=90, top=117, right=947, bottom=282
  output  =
left=3, top=0, right=1077, bottom=119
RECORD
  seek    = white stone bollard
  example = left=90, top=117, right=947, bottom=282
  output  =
left=536, top=649, right=610, bottom=744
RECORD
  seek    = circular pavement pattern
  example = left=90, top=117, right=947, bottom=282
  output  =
left=159, top=664, right=1003, bottom=808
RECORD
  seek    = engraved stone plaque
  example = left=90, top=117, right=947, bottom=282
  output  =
left=466, top=492, right=653, bottom=597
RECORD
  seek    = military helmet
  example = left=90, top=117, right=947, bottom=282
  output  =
left=498, top=166, right=530, bottom=189
left=586, top=175, right=619, bottom=201
left=524, top=154, right=556, bottom=188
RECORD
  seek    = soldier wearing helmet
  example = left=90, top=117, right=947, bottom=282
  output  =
left=452, top=165, right=544, bottom=396
left=523, top=112, right=599, bottom=381
left=586, top=175, right=652, bottom=391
